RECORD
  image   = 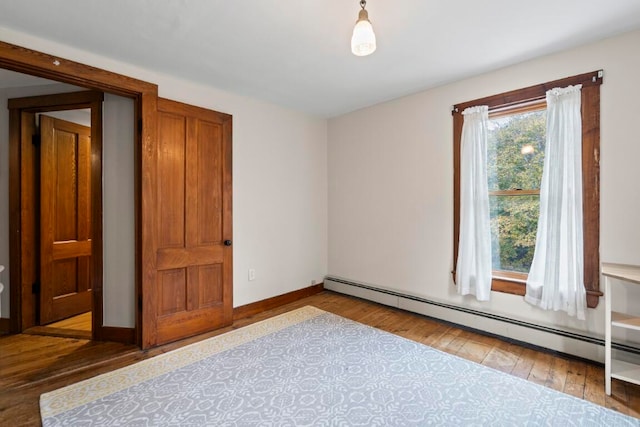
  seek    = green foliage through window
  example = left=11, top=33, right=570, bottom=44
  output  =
left=487, top=109, right=546, bottom=273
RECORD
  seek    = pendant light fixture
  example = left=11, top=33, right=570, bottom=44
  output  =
left=351, top=0, right=376, bottom=57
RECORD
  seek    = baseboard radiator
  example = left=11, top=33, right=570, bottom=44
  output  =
left=325, top=276, right=640, bottom=364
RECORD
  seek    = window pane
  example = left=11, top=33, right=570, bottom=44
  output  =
left=490, top=195, right=539, bottom=274
left=487, top=110, right=546, bottom=191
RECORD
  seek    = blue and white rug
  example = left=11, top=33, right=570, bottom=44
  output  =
left=41, top=306, right=638, bottom=426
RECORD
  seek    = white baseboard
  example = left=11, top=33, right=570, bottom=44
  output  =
left=325, top=277, right=640, bottom=364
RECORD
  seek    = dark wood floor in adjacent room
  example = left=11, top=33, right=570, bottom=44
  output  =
left=1, top=291, right=639, bottom=425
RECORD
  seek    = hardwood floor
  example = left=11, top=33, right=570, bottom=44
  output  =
left=1, top=291, right=638, bottom=425
left=47, top=312, right=92, bottom=331
left=23, top=312, right=92, bottom=340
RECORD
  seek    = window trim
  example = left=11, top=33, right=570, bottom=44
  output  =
left=452, top=70, right=603, bottom=308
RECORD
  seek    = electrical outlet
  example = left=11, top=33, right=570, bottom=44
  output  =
left=248, top=268, right=256, bottom=281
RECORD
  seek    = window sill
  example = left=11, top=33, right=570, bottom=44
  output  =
left=453, top=272, right=603, bottom=302
left=452, top=270, right=526, bottom=296
left=491, top=277, right=525, bottom=296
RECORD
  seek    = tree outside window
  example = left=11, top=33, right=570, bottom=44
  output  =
left=487, top=108, right=545, bottom=275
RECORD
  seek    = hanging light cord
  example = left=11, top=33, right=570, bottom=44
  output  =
left=360, top=0, right=366, bottom=10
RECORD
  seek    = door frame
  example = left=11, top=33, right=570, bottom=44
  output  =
left=2, top=41, right=158, bottom=346
left=9, top=91, right=103, bottom=334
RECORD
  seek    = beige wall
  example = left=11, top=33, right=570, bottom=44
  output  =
left=328, top=29, right=640, bottom=346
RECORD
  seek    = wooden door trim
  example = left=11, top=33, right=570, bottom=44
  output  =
left=0, top=42, right=154, bottom=96
left=8, top=107, right=21, bottom=333
left=2, top=40, right=158, bottom=348
left=7, top=90, right=104, bottom=110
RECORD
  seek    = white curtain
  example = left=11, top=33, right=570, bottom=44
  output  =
left=456, top=106, right=492, bottom=301
left=525, top=85, right=586, bottom=320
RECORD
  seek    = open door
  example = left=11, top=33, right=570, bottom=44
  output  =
left=9, top=90, right=102, bottom=334
left=39, top=115, right=92, bottom=324
left=147, top=99, right=233, bottom=346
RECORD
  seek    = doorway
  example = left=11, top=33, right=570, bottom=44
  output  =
left=8, top=91, right=103, bottom=339
left=1, top=40, right=235, bottom=349
left=0, top=41, right=156, bottom=347
left=30, top=111, right=93, bottom=339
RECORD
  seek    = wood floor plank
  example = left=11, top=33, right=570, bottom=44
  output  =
left=1, top=290, right=637, bottom=426
left=564, top=381, right=585, bottom=399
left=627, top=383, right=640, bottom=418
left=23, top=326, right=92, bottom=340
left=456, top=340, right=492, bottom=364
left=419, top=324, right=451, bottom=347
left=566, top=358, right=587, bottom=386
left=47, top=311, right=92, bottom=331
left=483, top=347, right=519, bottom=373
left=401, top=317, right=441, bottom=343
left=606, top=380, right=630, bottom=415
left=527, top=351, right=553, bottom=386
left=511, top=347, right=538, bottom=379
left=439, top=333, right=467, bottom=354
left=495, top=339, right=525, bottom=357
left=584, top=363, right=606, bottom=407
left=545, top=356, right=569, bottom=392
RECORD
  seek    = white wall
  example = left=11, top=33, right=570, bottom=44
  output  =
left=102, top=94, right=135, bottom=327
left=328, top=29, right=640, bottom=349
left=0, top=26, right=328, bottom=321
left=38, top=109, right=91, bottom=127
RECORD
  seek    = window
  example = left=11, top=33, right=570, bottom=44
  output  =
left=488, top=104, right=545, bottom=278
left=452, top=71, right=603, bottom=307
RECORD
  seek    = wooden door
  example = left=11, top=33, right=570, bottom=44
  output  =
left=151, top=99, right=232, bottom=346
left=39, top=115, right=92, bottom=324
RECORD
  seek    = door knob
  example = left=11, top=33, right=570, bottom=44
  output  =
left=224, top=240, right=232, bottom=246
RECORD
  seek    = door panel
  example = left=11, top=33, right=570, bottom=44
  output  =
left=197, top=264, right=223, bottom=308
left=194, top=120, right=223, bottom=245
left=153, top=99, right=232, bottom=346
left=157, top=113, right=186, bottom=249
left=158, top=269, right=187, bottom=316
left=40, top=115, right=92, bottom=324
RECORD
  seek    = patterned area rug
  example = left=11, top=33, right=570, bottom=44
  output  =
left=41, top=306, right=638, bottom=426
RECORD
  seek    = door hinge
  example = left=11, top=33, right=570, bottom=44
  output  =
left=32, top=134, right=41, bottom=147
left=32, top=282, right=41, bottom=294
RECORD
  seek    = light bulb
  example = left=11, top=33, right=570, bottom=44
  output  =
left=351, top=9, right=376, bottom=56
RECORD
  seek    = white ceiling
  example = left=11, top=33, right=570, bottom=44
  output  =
left=2, top=1, right=640, bottom=117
